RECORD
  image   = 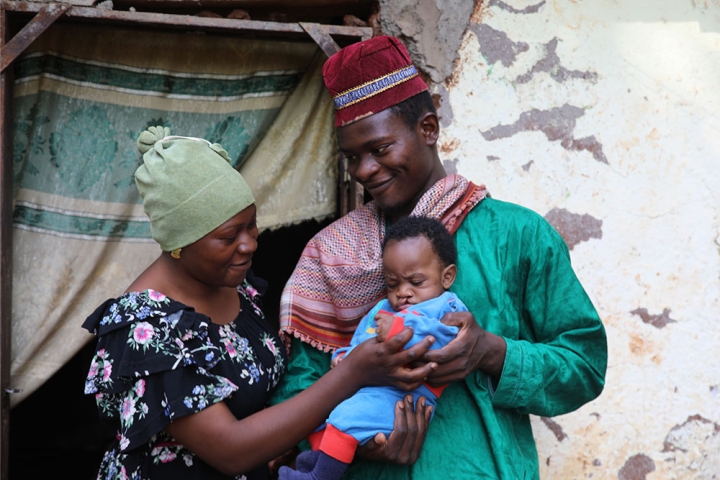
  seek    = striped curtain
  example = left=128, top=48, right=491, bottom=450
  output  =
left=10, top=23, right=337, bottom=406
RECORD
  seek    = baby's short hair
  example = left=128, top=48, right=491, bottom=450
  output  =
left=383, top=216, right=456, bottom=266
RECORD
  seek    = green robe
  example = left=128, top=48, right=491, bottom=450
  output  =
left=271, top=198, right=607, bottom=479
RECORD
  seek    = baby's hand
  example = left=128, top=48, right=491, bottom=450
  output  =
left=331, top=351, right=347, bottom=368
left=374, top=312, right=395, bottom=342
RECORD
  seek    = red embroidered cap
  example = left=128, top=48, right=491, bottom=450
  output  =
left=322, top=36, right=429, bottom=127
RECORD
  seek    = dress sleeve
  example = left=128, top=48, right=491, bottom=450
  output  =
left=85, top=302, right=238, bottom=452
left=486, top=218, right=607, bottom=417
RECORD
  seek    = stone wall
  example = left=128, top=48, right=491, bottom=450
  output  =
left=380, top=0, right=720, bottom=478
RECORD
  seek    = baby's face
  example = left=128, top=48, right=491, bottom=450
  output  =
left=382, top=235, right=452, bottom=311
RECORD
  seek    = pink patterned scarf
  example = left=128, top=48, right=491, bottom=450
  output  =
left=279, top=175, right=487, bottom=352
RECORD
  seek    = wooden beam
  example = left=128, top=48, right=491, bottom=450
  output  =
left=0, top=2, right=70, bottom=73
left=336, top=156, right=365, bottom=217
left=0, top=6, right=13, bottom=478
left=113, top=0, right=370, bottom=7
left=112, top=0, right=374, bottom=20
left=30, top=0, right=97, bottom=5
left=299, top=22, right=340, bottom=57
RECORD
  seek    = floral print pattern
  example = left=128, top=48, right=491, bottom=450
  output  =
left=83, top=278, right=285, bottom=480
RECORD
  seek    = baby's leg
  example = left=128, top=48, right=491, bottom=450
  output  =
left=327, top=386, right=407, bottom=445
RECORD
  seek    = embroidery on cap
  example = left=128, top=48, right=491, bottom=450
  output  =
left=333, top=65, right=419, bottom=110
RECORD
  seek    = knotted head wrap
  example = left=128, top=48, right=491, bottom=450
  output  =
left=135, top=126, right=255, bottom=251
left=322, top=35, right=429, bottom=126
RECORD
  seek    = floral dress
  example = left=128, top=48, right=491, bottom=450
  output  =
left=83, top=275, right=287, bottom=480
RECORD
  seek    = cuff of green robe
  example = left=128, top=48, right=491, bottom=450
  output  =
left=487, top=337, right=523, bottom=408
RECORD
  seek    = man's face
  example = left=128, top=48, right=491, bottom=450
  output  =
left=337, top=109, right=443, bottom=220
left=382, top=235, right=455, bottom=312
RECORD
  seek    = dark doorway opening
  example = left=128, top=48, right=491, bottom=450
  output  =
left=9, top=217, right=331, bottom=479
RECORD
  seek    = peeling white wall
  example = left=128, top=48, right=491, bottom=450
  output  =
left=405, top=0, right=720, bottom=478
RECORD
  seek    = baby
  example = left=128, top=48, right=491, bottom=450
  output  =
left=279, top=216, right=468, bottom=480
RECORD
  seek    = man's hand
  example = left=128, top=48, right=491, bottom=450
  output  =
left=356, top=395, right=432, bottom=464
left=422, top=311, right=507, bottom=385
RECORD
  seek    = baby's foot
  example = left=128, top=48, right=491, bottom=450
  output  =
left=295, top=449, right=321, bottom=472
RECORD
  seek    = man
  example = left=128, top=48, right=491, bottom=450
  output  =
left=271, top=35, right=607, bottom=479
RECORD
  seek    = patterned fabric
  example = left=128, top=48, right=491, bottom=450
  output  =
left=279, top=175, right=487, bottom=352
left=332, top=65, right=420, bottom=110
left=82, top=277, right=287, bottom=480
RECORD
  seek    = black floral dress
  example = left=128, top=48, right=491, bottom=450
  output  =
left=82, top=274, right=287, bottom=480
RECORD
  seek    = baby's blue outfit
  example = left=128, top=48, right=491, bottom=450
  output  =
left=327, top=291, right=467, bottom=445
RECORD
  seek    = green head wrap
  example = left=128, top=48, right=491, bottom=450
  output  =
left=135, top=126, right=255, bottom=251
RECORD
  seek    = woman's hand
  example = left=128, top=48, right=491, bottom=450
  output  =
left=422, top=311, right=507, bottom=385
left=356, top=394, right=432, bottom=464
left=338, top=327, right=436, bottom=391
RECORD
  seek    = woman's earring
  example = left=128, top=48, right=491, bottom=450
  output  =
left=171, top=248, right=182, bottom=259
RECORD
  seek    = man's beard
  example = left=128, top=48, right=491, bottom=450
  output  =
left=377, top=198, right=408, bottom=220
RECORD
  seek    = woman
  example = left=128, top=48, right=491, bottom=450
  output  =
left=82, top=127, right=436, bottom=480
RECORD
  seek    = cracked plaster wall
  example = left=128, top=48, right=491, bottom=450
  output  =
left=381, top=0, right=720, bottom=478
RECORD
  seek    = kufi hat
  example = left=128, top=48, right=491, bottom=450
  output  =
left=322, top=35, right=429, bottom=126
left=135, top=126, right=255, bottom=251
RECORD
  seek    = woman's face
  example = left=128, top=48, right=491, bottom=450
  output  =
left=181, top=204, right=259, bottom=288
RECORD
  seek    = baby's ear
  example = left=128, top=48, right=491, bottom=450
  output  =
left=442, top=264, right=457, bottom=289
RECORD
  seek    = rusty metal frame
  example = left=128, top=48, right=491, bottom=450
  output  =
left=0, top=3, right=69, bottom=72
left=0, top=2, right=371, bottom=477
left=0, top=7, right=11, bottom=478
left=1, top=1, right=372, bottom=51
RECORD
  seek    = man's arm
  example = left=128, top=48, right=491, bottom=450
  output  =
left=424, top=207, right=607, bottom=417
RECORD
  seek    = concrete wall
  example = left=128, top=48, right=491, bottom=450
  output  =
left=380, top=0, right=720, bottom=478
